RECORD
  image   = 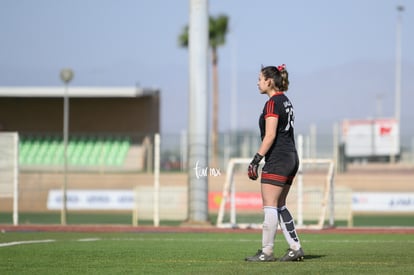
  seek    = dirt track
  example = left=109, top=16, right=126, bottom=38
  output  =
left=2, top=224, right=414, bottom=234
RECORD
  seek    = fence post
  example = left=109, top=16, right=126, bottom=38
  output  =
left=297, top=134, right=303, bottom=227
left=153, top=133, right=160, bottom=227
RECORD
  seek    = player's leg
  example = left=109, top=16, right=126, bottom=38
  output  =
left=277, top=153, right=304, bottom=261
left=245, top=183, right=282, bottom=262
left=277, top=185, right=302, bottom=251
left=261, top=183, right=283, bottom=256
left=277, top=201, right=304, bottom=260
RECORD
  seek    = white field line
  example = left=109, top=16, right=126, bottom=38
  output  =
left=0, top=239, right=55, bottom=248
left=0, top=238, right=100, bottom=248
left=77, top=238, right=101, bottom=242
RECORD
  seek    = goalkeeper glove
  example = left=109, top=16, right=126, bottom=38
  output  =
left=248, top=153, right=263, bottom=180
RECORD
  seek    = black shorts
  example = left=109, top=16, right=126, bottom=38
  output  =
left=260, top=151, right=299, bottom=186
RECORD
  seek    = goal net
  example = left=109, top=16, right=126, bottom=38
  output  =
left=216, top=157, right=345, bottom=230
left=0, top=132, right=19, bottom=225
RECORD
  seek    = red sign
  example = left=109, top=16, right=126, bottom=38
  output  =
left=209, top=192, right=262, bottom=210
left=379, top=126, right=392, bottom=136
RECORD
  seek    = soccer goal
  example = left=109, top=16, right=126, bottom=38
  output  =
left=216, top=136, right=341, bottom=229
left=0, top=132, right=19, bottom=225
left=216, top=158, right=337, bottom=229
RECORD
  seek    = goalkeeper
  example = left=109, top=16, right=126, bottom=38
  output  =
left=246, top=64, right=304, bottom=262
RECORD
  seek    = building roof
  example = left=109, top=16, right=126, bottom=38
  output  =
left=0, top=86, right=159, bottom=98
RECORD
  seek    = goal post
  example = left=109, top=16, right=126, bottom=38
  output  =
left=297, top=158, right=336, bottom=229
left=216, top=148, right=340, bottom=229
left=216, top=158, right=251, bottom=228
left=0, top=132, right=19, bottom=226
left=216, top=158, right=336, bottom=229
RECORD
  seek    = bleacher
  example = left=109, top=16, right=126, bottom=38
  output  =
left=19, top=135, right=131, bottom=167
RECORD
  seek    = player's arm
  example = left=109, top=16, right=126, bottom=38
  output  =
left=248, top=116, right=278, bottom=180
left=257, top=116, right=278, bottom=156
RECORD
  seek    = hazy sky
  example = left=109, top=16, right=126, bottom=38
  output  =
left=1, top=0, right=413, bottom=138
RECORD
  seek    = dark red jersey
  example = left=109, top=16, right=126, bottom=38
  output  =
left=259, top=92, right=296, bottom=157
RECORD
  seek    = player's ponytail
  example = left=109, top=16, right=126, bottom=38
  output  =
left=277, top=64, right=289, bottom=91
left=261, top=64, right=289, bottom=92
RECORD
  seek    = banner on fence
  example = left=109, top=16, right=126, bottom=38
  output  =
left=47, top=190, right=414, bottom=213
left=47, top=188, right=187, bottom=220
left=47, top=190, right=134, bottom=210
left=352, top=192, right=414, bottom=212
left=208, top=192, right=262, bottom=210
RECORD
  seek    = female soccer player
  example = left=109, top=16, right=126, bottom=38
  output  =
left=245, top=64, right=304, bottom=262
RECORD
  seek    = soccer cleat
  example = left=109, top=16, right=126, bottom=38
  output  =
left=279, top=248, right=305, bottom=262
left=245, top=249, right=276, bottom=262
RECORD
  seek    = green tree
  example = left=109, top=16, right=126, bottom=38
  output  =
left=179, top=14, right=229, bottom=167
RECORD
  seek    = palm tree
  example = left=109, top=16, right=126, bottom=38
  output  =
left=179, top=14, right=229, bottom=168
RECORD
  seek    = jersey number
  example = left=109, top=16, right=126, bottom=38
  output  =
left=284, top=106, right=294, bottom=131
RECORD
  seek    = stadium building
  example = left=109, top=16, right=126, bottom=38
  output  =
left=0, top=86, right=160, bottom=171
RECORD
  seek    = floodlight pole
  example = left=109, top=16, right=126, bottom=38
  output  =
left=60, top=68, right=73, bottom=225
left=187, top=0, right=209, bottom=223
left=394, top=5, right=404, bottom=124
left=393, top=5, right=404, bottom=163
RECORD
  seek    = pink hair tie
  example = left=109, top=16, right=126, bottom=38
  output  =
left=277, top=64, right=286, bottom=72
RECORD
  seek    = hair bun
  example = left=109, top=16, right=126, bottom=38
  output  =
left=277, top=64, right=286, bottom=72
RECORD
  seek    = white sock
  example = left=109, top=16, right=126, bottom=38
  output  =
left=262, top=206, right=278, bottom=255
left=278, top=206, right=301, bottom=251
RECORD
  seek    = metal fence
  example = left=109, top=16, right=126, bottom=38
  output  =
left=16, top=130, right=414, bottom=174
left=160, top=130, right=414, bottom=173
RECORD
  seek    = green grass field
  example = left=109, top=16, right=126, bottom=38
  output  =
left=1, top=231, right=413, bottom=274
left=2, top=212, right=414, bottom=227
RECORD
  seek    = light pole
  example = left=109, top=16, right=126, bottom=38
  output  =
left=376, top=93, right=383, bottom=118
left=394, top=5, right=404, bottom=124
left=393, top=6, right=404, bottom=163
left=187, top=0, right=209, bottom=223
left=60, top=68, right=73, bottom=225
